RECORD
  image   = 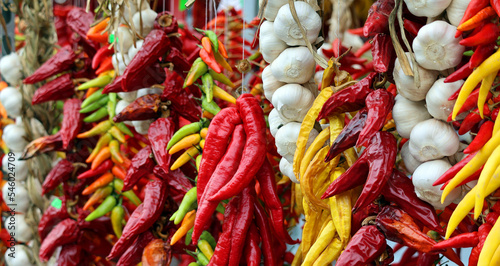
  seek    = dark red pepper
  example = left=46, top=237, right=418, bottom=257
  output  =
left=363, top=0, right=395, bottom=37
left=39, top=218, right=80, bottom=262
left=254, top=201, right=277, bottom=266
left=357, top=89, right=395, bottom=147
left=469, top=223, right=492, bottom=266
left=243, top=223, right=261, bottom=266
left=164, top=47, right=191, bottom=79
left=154, top=11, right=179, bottom=34
left=42, top=159, right=74, bottom=195
left=458, top=106, right=491, bottom=135
left=123, top=146, right=155, bottom=191
left=92, top=46, right=114, bottom=69
left=210, top=194, right=240, bottom=265
left=447, top=88, right=492, bottom=119
left=335, top=225, right=386, bottom=266
left=24, top=46, right=77, bottom=84
left=57, top=243, right=82, bottom=266
left=66, top=8, right=99, bottom=53
left=78, top=230, right=113, bottom=258
left=113, top=94, right=162, bottom=123
left=464, top=120, right=494, bottom=153
left=77, top=159, right=113, bottom=179
left=444, top=63, right=474, bottom=83
left=31, top=73, right=75, bottom=105
left=403, top=19, right=423, bottom=36
left=160, top=71, right=202, bottom=122
left=470, top=43, right=496, bottom=69
left=38, top=197, right=69, bottom=241
left=432, top=232, right=479, bottom=250
left=60, top=99, right=83, bottom=149
left=117, top=231, right=156, bottom=266
left=371, top=34, right=394, bottom=73
left=416, top=253, right=440, bottom=266
left=148, top=117, right=175, bottom=173
left=460, top=23, right=500, bottom=47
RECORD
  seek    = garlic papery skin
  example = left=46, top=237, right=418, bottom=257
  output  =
left=271, top=47, right=315, bottom=84
left=401, top=142, right=423, bottom=174
left=132, top=9, right=157, bottom=37
left=425, top=78, right=463, bottom=121
left=259, top=0, right=288, bottom=21
left=404, top=0, right=452, bottom=18
left=133, top=119, right=153, bottom=135
left=0, top=87, right=23, bottom=118
left=0, top=52, right=23, bottom=86
left=2, top=153, right=28, bottom=181
left=115, top=26, right=134, bottom=54
left=409, top=118, right=459, bottom=162
left=272, top=84, right=315, bottom=122
left=413, top=20, right=464, bottom=71
left=136, top=87, right=163, bottom=98
left=3, top=124, right=28, bottom=152
left=2, top=182, right=30, bottom=213
left=6, top=214, right=32, bottom=243
left=262, top=66, right=286, bottom=102
left=412, top=159, right=461, bottom=209
left=112, top=53, right=130, bottom=76
left=117, top=91, right=137, bottom=102
left=128, top=40, right=144, bottom=60
left=275, top=122, right=318, bottom=162
left=280, top=158, right=299, bottom=183
left=269, top=108, right=288, bottom=137
left=446, top=0, right=469, bottom=26
left=5, top=244, right=33, bottom=266
left=392, top=95, right=432, bottom=138
left=393, top=52, right=438, bottom=101
left=273, top=2, right=322, bottom=46
left=259, top=21, right=288, bottom=64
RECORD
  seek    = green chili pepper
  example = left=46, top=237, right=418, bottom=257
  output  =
left=188, top=263, right=200, bottom=266
left=80, top=95, right=109, bottom=113
left=201, top=73, right=214, bottom=103
left=463, top=50, right=474, bottom=56
left=108, top=93, right=117, bottom=121
left=77, top=75, right=113, bottom=90
left=184, top=58, right=209, bottom=88
left=216, top=203, right=225, bottom=214
left=108, top=126, right=126, bottom=143
left=77, top=120, right=113, bottom=138
left=81, top=89, right=104, bottom=109
left=202, top=96, right=221, bottom=115
left=197, top=29, right=219, bottom=53
left=197, top=252, right=210, bottom=266
left=85, top=195, right=116, bottom=222
left=113, top=179, right=142, bottom=206
left=199, top=231, right=217, bottom=249
left=173, top=187, right=197, bottom=225
left=167, top=120, right=205, bottom=150
left=115, top=122, right=134, bottom=137
left=83, top=106, right=109, bottom=123
left=88, top=133, right=113, bottom=161
left=110, top=204, right=125, bottom=238
left=195, top=155, right=202, bottom=172
left=185, top=228, right=194, bottom=246
left=208, top=69, right=235, bottom=88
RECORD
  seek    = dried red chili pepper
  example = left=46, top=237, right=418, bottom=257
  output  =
left=382, top=169, right=443, bottom=234
left=121, top=30, right=171, bottom=91
left=148, top=117, right=175, bottom=173
left=256, top=158, right=297, bottom=244
left=39, top=218, right=80, bottom=262
left=363, top=0, right=395, bottom=37
left=61, top=99, right=83, bottom=149
left=444, top=63, right=474, bottom=84
left=458, top=106, right=491, bottom=135
left=432, top=231, right=479, bottom=250
left=161, top=70, right=201, bottom=121
left=38, top=197, right=69, bottom=241
left=197, top=107, right=242, bottom=202
left=78, top=229, right=113, bottom=258
left=460, top=23, right=500, bottom=46
left=77, top=210, right=114, bottom=236
left=325, top=108, right=368, bottom=161
left=123, top=146, right=155, bottom=191
left=253, top=200, right=277, bottom=266
left=209, top=94, right=267, bottom=202
left=371, top=34, right=394, bottom=73
left=193, top=125, right=246, bottom=243
left=154, top=11, right=179, bottom=34
left=107, top=204, right=145, bottom=260
left=31, top=73, right=75, bottom=105
left=417, top=253, right=440, bottom=266
left=318, top=73, right=376, bottom=120
left=42, top=159, right=74, bottom=195
left=210, top=194, right=240, bottom=265
left=243, top=224, right=261, bottom=266
left=164, top=47, right=192, bottom=79
left=117, top=231, right=156, bottom=266
left=113, top=94, right=161, bottom=123
left=21, top=133, right=63, bottom=160
left=469, top=223, right=491, bottom=266
left=24, top=46, right=77, bottom=84
left=357, top=89, right=394, bottom=146
left=66, top=8, right=99, bottom=53
left=464, top=120, right=494, bottom=153
left=57, top=243, right=82, bottom=266
left=336, top=225, right=386, bottom=266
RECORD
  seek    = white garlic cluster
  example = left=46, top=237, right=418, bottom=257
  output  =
left=258, top=1, right=322, bottom=183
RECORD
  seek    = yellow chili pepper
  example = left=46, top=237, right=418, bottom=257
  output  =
left=197, top=239, right=214, bottom=260
left=301, top=200, right=321, bottom=256
left=478, top=72, right=497, bottom=118
left=108, top=126, right=126, bottom=143
left=302, top=147, right=334, bottom=211
left=343, top=147, right=358, bottom=167
left=312, top=238, right=343, bottom=266
left=300, top=127, right=330, bottom=180
left=171, top=210, right=196, bottom=245
left=478, top=219, right=500, bottom=265
left=452, top=49, right=500, bottom=120
left=278, top=175, right=290, bottom=185
left=291, top=243, right=303, bottom=266
left=168, top=134, right=201, bottom=154
left=321, top=58, right=336, bottom=90
left=170, top=146, right=200, bottom=171
left=475, top=145, right=500, bottom=219
left=490, top=241, right=500, bottom=265
left=329, top=168, right=351, bottom=244
left=302, top=220, right=337, bottom=265
left=329, top=114, right=344, bottom=144
left=86, top=133, right=112, bottom=163
left=294, top=183, right=304, bottom=215
left=213, top=85, right=236, bottom=104
left=109, top=140, right=123, bottom=164
left=77, top=120, right=113, bottom=139
left=442, top=130, right=500, bottom=203
left=494, top=113, right=500, bottom=135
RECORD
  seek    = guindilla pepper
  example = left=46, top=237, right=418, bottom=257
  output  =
left=77, top=120, right=112, bottom=139
left=464, top=120, right=495, bottom=154
left=173, top=187, right=197, bottom=225
left=83, top=186, right=113, bottom=210
left=184, top=59, right=209, bottom=88
left=210, top=194, right=240, bottom=266
left=31, top=73, right=75, bottom=105
left=243, top=224, right=261, bottom=266
left=80, top=95, right=109, bottom=113
left=123, top=145, right=155, bottom=191
left=113, top=94, right=162, bottom=123
left=77, top=159, right=113, bottom=179
left=459, top=23, right=500, bottom=47
left=111, top=205, right=125, bottom=238
left=167, top=120, right=206, bottom=150
left=81, top=88, right=104, bottom=108
left=42, top=159, right=74, bottom=195
left=357, top=89, right=395, bottom=147
left=148, top=117, right=175, bottom=173
left=77, top=74, right=113, bottom=90
left=254, top=200, right=277, bottom=266
left=201, top=73, right=214, bottom=103
left=335, top=225, right=386, bottom=266
left=209, top=94, right=267, bottom=202
left=85, top=195, right=117, bottom=222
left=24, top=46, right=77, bottom=84
left=39, top=218, right=80, bottom=262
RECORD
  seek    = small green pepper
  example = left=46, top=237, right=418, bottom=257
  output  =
left=85, top=195, right=116, bottom=222
left=83, top=106, right=109, bottom=123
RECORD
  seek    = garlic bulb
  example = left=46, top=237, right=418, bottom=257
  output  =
left=117, top=91, right=137, bottom=102
left=262, top=66, right=286, bottom=102
left=112, top=53, right=130, bottom=76
left=446, top=0, right=469, bottom=26
left=2, top=182, right=30, bottom=213
left=272, top=84, right=315, bottom=122
left=3, top=124, right=28, bottom=152
left=132, top=9, right=157, bottom=37
left=5, top=244, right=33, bottom=266
left=401, top=142, right=423, bottom=174
left=269, top=108, right=288, bottom=137
left=136, top=87, right=163, bottom=98
left=409, top=118, right=459, bottom=162
left=280, top=158, right=298, bottom=183
left=0, top=87, right=23, bottom=118
left=115, top=26, right=134, bottom=54
left=273, top=2, right=322, bottom=46
left=271, top=47, right=315, bottom=84
left=392, top=95, right=432, bottom=138
left=5, top=214, right=32, bottom=243
left=275, top=122, right=318, bottom=162
left=128, top=40, right=144, bottom=60
left=412, top=159, right=461, bottom=209
left=133, top=119, right=153, bottom=135
left=259, top=21, right=288, bottom=64
left=413, top=20, right=464, bottom=71
left=259, top=0, right=288, bottom=21
left=425, top=78, right=463, bottom=121
left=404, top=0, right=452, bottom=18
left=0, top=52, right=23, bottom=86
left=2, top=153, right=28, bottom=181
left=393, top=52, right=438, bottom=101
left=447, top=142, right=467, bottom=165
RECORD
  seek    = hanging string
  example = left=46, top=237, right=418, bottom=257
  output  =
left=337, top=0, right=341, bottom=56
left=213, top=0, right=217, bottom=30
left=241, top=0, right=247, bottom=93
left=205, top=0, right=208, bottom=29
left=170, top=0, right=174, bottom=13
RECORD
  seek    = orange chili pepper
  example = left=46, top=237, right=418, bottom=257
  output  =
left=199, top=49, right=223, bottom=73
left=112, top=165, right=127, bottom=180
left=87, top=17, right=109, bottom=36
left=170, top=210, right=196, bottom=245
left=121, top=156, right=131, bottom=169
left=87, top=32, right=110, bottom=44
left=458, top=6, right=496, bottom=31
left=91, top=147, right=111, bottom=170
left=202, top=110, right=214, bottom=119
left=83, top=186, right=113, bottom=210
left=200, top=128, right=208, bottom=138
left=86, top=87, right=101, bottom=98
left=82, top=172, right=114, bottom=195
left=217, top=40, right=228, bottom=58
left=201, top=37, right=212, bottom=54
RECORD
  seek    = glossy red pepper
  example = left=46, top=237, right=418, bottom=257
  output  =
left=193, top=125, right=246, bottom=244
left=363, top=0, right=395, bottom=37
left=209, top=94, right=267, bottom=202
left=113, top=94, right=162, bottom=123
left=197, top=107, right=242, bottom=203
left=444, top=63, right=474, bottom=84
left=460, top=23, right=500, bottom=46
left=77, top=159, right=113, bottom=179
left=493, top=0, right=500, bottom=16
left=92, top=46, right=114, bottom=69
left=458, top=106, right=491, bottom=135
left=243, top=224, right=261, bottom=266
left=336, top=225, right=386, bottom=266
left=457, top=0, right=489, bottom=32
left=325, top=108, right=368, bottom=161
left=433, top=149, right=474, bottom=184
left=39, top=218, right=80, bottom=262
left=371, top=34, right=394, bottom=73
left=352, top=202, right=380, bottom=233
left=31, top=73, right=75, bottom=105
left=382, top=169, right=443, bottom=234
left=464, top=120, right=494, bottom=153
left=117, top=231, right=156, bottom=266
left=317, top=72, right=376, bottom=120
left=447, top=88, right=492, bottom=119
left=353, top=41, right=372, bottom=57
left=470, top=43, right=496, bottom=69
left=38, top=197, right=69, bottom=241
left=442, top=166, right=483, bottom=189
left=24, top=46, right=77, bottom=84
left=42, top=159, right=74, bottom=195
left=486, top=211, right=500, bottom=225
left=210, top=194, right=240, bottom=265
left=403, top=19, right=423, bottom=36
left=199, top=48, right=223, bottom=74
left=254, top=201, right=277, bottom=266
left=61, top=99, right=83, bottom=149
left=357, top=89, right=395, bottom=146
left=432, top=232, right=479, bottom=250
left=123, top=146, right=155, bottom=191
left=148, top=117, right=175, bottom=173
left=469, top=223, right=492, bottom=266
